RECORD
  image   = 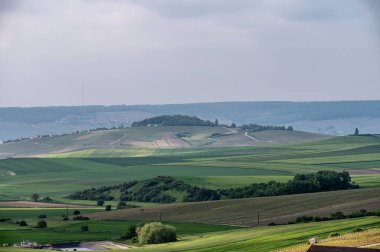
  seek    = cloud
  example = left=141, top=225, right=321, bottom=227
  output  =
left=365, top=0, right=380, bottom=31
left=0, top=0, right=379, bottom=106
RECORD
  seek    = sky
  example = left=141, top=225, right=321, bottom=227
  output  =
left=0, top=0, right=379, bottom=107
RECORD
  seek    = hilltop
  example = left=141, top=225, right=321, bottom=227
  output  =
left=0, top=124, right=327, bottom=158
left=1, top=101, right=380, bottom=140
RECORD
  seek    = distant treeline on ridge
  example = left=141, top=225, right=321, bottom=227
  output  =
left=131, top=114, right=292, bottom=132
left=69, top=171, right=358, bottom=204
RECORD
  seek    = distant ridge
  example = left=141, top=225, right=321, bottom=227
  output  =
left=1, top=101, right=380, bottom=139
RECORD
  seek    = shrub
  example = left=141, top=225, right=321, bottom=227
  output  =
left=38, top=214, right=47, bottom=219
left=121, top=224, right=137, bottom=240
left=105, top=205, right=112, bottom=211
left=267, top=222, right=276, bottom=226
left=31, top=193, right=40, bottom=202
left=81, top=225, right=89, bottom=231
left=72, top=216, right=90, bottom=221
left=41, top=196, right=52, bottom=202
left=330, top=211, right=346, bottom=220
left=36, top=220, right=47, bottom=228
left=97, top=199, right=105, bottom=206
left=73, top=210, right=81, bottom=215
left=138, top=222, right=177, bottom=244
left=296, top=216, right=313, bottom=223
left=353, top=227, right=364, bottom=233
left=19, top=220, right=27, bottom=226
left=329, top=232, right=340, bottom=237
left=117, top=201, right=127, bottom=209
left=62, top=217, right=69, bottom=221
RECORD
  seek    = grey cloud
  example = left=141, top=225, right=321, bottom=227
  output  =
left=0, top=0, right=20, bottom=12
left=0, top=0, right=379, bottom=106
left=365, top=0, right=380, bottom=29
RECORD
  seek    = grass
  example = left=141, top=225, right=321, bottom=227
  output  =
left=1, top=216, right=379, bottom=251
left=135, top=217, right=380, bottom=252
left=0, top=218, right=241, bottom=244
left=278, top=227, right=380, bottom=251
left=1, top=135, right=380, bottom=200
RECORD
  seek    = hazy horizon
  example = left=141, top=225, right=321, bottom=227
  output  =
left=1, top=0, right=380, bottom=107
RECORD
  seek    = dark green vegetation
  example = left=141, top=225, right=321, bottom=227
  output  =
left=69, top=171, right=357, bottom=203
left=132, top=115, right=216, bottom=127
left=291, top=209, right=380, bottom=225
left=137, top=222, right=177, bottom=244
left=240, top=123, right=292, bottom=132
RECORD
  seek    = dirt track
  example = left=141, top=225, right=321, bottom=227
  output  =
left=0, top=201, right=97, bottom=208
left=349, top=168, right=380, bottom=175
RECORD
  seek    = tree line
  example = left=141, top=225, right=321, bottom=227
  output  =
left=69, top=171, right=358, bottom=203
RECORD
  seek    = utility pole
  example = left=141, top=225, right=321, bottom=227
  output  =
left=159, top=210, right=162, bottom=222
left=82, top=84, right=85, bottom=106
left=257, top=211, right=260, bottom=226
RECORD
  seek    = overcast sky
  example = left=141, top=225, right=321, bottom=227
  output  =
left=0, top=0, right=379, bottom=107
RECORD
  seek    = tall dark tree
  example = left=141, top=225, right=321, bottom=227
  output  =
left=354, top=128, right=359, bottom=135
left=31, top=193, right=39, bottom=202
left=214, top=119, right=219, bottom=127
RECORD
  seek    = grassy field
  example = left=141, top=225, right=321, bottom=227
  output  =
left=1, top=135, right=380, bottom=200
left=0, top=211, right=242, bottom=244
left=1, top=215, right=379, bottom=251
left=1, top=133, right=380, bottom=251
left=278, top=227, right=380, bottom=251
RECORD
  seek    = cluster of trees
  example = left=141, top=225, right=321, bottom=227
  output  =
left=70, top=171, right=358, bottom=204
left=69, top=181, right=137, bottom=201
left=219, top=171, right=357, bottom=200
left=240, top=124, right=293, bottom=132
left=120, top=176, right=190, bottom=203
left=131, top=115, right=216, bottom=127
left=121, top=222, right=177, bottom=245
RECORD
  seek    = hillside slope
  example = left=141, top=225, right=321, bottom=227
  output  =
left=0, top=126, right=328, bottom=158
left=1, top=101, right=380, bottom=140
left=86, top=188, right=380, bottom=226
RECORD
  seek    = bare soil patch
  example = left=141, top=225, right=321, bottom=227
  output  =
left=0, top=201, right=97, bottom=208
left=349, top=168, right=380, bottom=175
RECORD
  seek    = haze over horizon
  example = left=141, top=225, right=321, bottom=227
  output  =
left=1, top=0, right=380, bottom=107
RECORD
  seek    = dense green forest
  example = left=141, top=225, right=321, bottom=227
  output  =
left=131, top=115, right=215, bottom=127
left=69, top=171, right=358, bottom=203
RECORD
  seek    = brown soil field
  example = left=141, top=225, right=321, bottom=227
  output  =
left=86, top=187, right=380, bottom=227
left=0, top=201, right=98, bottom=208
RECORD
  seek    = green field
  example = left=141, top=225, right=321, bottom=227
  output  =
left=1, top=135, right=380, bottom=200
left=1, top=217, right=379, bottom=252
left=1, top=133, right=380, bottom=251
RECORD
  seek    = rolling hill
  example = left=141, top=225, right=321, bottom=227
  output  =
left=0, top=126, right=328, bottom=158
left=2, top=101, right=380, bottom=140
